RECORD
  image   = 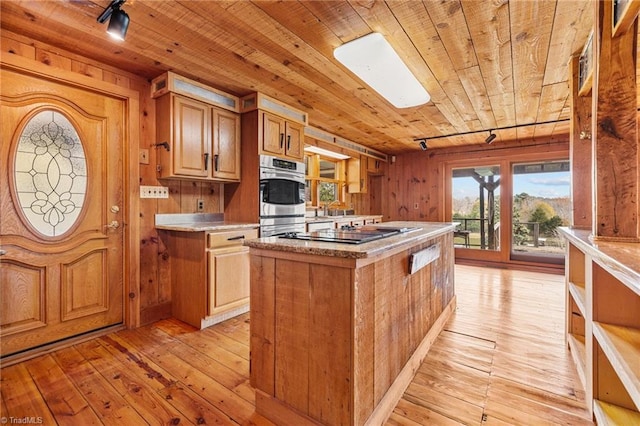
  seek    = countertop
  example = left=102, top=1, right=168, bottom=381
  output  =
left=558, top=227, right=640, bottom=293
left=244, top=221, right=456, bottom=259
left=155, top=213, right=259, bottom=232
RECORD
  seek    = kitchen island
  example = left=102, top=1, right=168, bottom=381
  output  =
left=245, top=221, right=456, bottom=426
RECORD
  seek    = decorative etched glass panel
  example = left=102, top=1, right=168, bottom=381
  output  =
left=14, top=110, right=87, bottom=237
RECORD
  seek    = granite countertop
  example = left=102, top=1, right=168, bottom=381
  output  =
left=155, top=213, right=259, bottom=232
left=245, top=221, right=456, bottom=259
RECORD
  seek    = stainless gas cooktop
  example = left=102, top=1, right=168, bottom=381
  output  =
left=279, top=226, right=419, bottom=244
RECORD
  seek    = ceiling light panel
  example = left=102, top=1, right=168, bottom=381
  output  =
left=334, top=33, right=430, bottom=109
left=304, top=145, right=351, bottom=160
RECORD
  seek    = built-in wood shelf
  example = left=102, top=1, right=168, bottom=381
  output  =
left=568, top=282, right=587, bottom=318
left=567, top=333, right=587, bottom=387
left=593, top=322, right=640, bottom=408
left=559, top=227, right=640, bottom=421
left=593, top=400, right=640, bottom=425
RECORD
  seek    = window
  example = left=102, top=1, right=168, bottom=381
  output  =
left=511, top=160, right=570, bottom=263
left=451, top=166, right=501, bottom=251
left=305, top=153, right=346, bottom=207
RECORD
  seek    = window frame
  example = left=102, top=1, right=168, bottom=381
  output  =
left=304, top=153, right=346, bottom=207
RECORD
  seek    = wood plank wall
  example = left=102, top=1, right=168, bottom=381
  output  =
left=382, top=138, right=570, bottom=269
left=0, top=30, right=224, bottom=325
left=382, top=137, right=569, bottom=222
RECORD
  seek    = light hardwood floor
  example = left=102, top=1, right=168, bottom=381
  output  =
left=1, top=265, right=592, bottom=425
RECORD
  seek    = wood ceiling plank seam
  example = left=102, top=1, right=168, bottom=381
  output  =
left=422, top=0, right=478, bottom=71
left=489, top=92, right=517, bottom=129
left=536, top=81, right=571, bottom=123
left=348, top=0, right=472, bottom=136
left=509, top=0, right=557, bottom=126
left=531, top=121, right=561, bottom=141
left=216, top=0, right=428, bottom=146
left=461, top=0, right=515, bottom=131
left=245, top=0, right=430, bottom=143
left=457, top=65, right=498, bottom=131
left=542, top=0, right=593, bottom=86
left=300, top=0, right=371, bottom=43
left=389, top=0, right=479, bottom=133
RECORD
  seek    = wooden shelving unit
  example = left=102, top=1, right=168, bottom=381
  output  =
left=559, top=228, right=640, bottom=423
left=566, top=242, right=588, bottom=386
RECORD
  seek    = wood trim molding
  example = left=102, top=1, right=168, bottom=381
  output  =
left=1, top=52, right=141, bottom=328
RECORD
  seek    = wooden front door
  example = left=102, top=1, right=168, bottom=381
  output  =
left=0, top=67, right=125, bottom=357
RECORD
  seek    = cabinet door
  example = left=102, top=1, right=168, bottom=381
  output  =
left=347, top=155, right=368, bottom=193
left=173, top=95, right=210, bottom=177
left=284, top=121, right=304, bottom=160
left=212, top=108, right=240, bottom=181
left=261, top=112, right=285, bottom=156
left=209, top=247, right=250, bottom=312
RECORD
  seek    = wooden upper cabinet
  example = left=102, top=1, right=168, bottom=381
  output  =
left=367, top=156, right=385, bottom=175
left=156, top=93, right=241, bottom=181
left=172, top=95, right=210, bottom=178
left=212, top=108, right=241, bottom=180
left=260, top=111, right=303, bottom=161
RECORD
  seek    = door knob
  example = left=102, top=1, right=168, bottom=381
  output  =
left=105, top=220, right=120, bottom=230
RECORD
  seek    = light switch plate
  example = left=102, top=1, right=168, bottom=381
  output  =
left=140, top=185, right=169, bottom=198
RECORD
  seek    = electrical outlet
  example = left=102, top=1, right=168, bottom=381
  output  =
left=140, top=185, right=169, bottom=199
left=139, top=148, right=150, bottom=164
left=197, top=199, right=204, bottom=211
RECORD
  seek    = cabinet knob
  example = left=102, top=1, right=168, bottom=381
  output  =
left=279, top=133, right=284, bottom=149
left=214, top=154, right=219, bottom=172
left=204, top=153, right=210, bottom=171
left=287, top=135, right=291, bottom=151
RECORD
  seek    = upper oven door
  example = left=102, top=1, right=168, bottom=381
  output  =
left=259, top=177, right=306, bottom=217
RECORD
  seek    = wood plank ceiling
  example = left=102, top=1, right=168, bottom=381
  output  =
left=1, top=0, right=636, bottom=154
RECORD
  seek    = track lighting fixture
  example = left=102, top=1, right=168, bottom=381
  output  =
left=97, top=0, right=129, bottom=41
left=485, top=130, right=496, bottom=144
left=419, top=139, right=428, bottom=150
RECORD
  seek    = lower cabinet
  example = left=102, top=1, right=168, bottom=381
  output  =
left=162, top=227, right=258, bottom=329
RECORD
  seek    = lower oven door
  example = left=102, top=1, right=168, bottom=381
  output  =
left=259, top=177, right=306, bottom=217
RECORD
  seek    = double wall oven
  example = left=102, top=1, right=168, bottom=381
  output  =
left=259, top=155, right=306, bottom=237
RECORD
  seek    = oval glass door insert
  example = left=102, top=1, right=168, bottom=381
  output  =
left=14, top=110, right=87, bottom=237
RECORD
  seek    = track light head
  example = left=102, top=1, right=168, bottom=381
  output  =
left=97, top=0, right=129, bottom=40
left=485, top=130, right=496, bottom=144
left=107, top=7, right=129, bottom=40
left=419, top=139, right=427, bottom=150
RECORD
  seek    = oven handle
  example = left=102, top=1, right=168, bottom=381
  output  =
left=260, top=170, right=305, bottom=183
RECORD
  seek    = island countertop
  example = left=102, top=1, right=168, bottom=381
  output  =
left=244, top=221, right=456, bottom=259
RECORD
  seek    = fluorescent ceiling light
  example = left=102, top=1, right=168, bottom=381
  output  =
left=304, top=145, right=351, bottom=160
left=334, top=32, right=430, bottom=108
